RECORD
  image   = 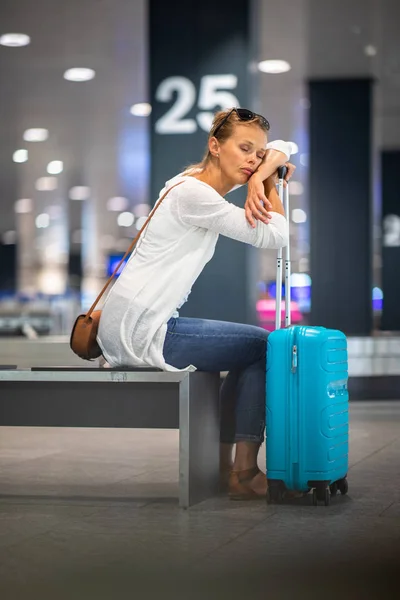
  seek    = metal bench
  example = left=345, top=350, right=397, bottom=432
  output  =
left=0, top=368, right=221, bottom=508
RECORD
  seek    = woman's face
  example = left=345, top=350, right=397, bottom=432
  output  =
left=218, top=123, right=268, bottom=184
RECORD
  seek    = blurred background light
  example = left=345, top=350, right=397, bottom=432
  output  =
left=0, top=33, right=30, bottom=47
left=117, top=212, right=134, bottom=227
left=63, top=68, right=95, bottom=82
left=364, top=44, right=378, bottom=56
left=289, top=181, right=304, bottom=195
left=133, top=203, right=151, bottom=217
left=15, top=198, right=33, bottom=214
left=69, top=186, right=91, bottom=200
left=257, top=59, right=291, bottom=73
left=135, top=216, right=148, bottom=230
left=23, top=128, right=49, bottom=142
left=47, top=160, right=63, bottom=175
left=130, top=103, right=152, bottom=116
left=292, top=209, right=307, bottom=223
left=47, top=205, right=63, bottom=219
left=13, top=149, right=28, bottom=163
left=107, top=196, right=129, bottom=212
left=35, top=177, right=58, bottom=191
left=35, top=213, right=50, bottom=229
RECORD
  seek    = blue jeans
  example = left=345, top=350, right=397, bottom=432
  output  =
left=162, top=317, right=269, bottom=444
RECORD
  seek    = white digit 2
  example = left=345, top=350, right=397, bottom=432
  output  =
left=154, top=75, right=240, bottom=135
left=155, top=76, right=197, bottom=134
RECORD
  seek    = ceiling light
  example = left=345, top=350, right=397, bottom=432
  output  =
left=36, top=177, right=58, bottom=191
left=23, top=128, right=49, bottom=142
left=13, top=149, right=28, bottom=163
left=35, top=213, right=50, bottom=229
left=47, top=160, right=63, bottom=175
left=107, top=196, right=129, bottom=212
left=0, top=33, right=30, bottom=47
left=130, top=103, right=152, bottom=117
left=364, top=45, right=377, bottom=57
left=257, top=60, right=291, bottom=74
left=15, top=198, right=33, bottom=213
left=69, top=186, right=90, bottom=200
left=63, top=68, right=95, bottom=82
left=117, top=212, right=134, bottom=227
left=292, top=209, right=307, bottom=224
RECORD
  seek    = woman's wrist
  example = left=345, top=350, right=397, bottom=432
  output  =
left=252, top=155, right=282, bottom=183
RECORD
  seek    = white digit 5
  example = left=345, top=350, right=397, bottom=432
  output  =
left=196, top=74, right=240, bottom=132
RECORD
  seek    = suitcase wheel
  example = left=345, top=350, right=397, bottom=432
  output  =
left=329, top=482, right=338, bottom=497
left=266, top=482, right=284, bottom=504
left=337, top=477, right=349, bottom=495
left=312, top=486, right=330, bottom=506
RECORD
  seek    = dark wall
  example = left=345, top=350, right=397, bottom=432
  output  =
left=308, top=79, right=373, bottom=335
left=381, top=150, right=400, bottom=331
left=0, top=243, right=17, bottom=293
left=149, top=0, right=258, bottom=323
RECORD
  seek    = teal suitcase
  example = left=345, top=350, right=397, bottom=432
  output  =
left=265, top=168, right=349, bottom=506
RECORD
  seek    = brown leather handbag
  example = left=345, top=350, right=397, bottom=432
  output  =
left=70, top=181, right=183, bottom=360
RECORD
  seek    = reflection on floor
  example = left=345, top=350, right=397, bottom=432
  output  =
left=0, top=401, right=399, bottom=599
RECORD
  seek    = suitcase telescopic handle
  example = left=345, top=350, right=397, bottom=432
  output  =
left=277, top=165, right=288, bottom=180
left=275, top=166, right=291, bottom=329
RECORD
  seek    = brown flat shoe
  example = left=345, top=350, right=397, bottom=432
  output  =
left=228, top=467, right=265, bottom=501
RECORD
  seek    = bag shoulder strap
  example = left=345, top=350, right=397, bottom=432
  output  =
left=83, top=180, right=184, bottom=322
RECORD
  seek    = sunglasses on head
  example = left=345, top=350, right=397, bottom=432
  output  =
left=213, top=107, right=270, bottom=138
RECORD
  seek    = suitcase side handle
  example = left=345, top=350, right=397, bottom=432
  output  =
left=275, top=167, right=291, bottom=329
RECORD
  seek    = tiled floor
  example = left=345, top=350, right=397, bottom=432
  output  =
left=0, top=401, right=399, bottom=599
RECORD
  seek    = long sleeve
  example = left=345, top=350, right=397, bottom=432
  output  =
left=174, top=179, right=288, bottom=250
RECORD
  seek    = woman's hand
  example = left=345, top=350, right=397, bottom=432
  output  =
left=245, top=162, right=296, bottom=228
left=276, top=163, right=296, bottom=187
left=245, top=172, right=273, bottom=229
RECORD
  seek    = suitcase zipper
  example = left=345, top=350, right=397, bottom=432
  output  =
left=291, top=344, right=298, bottom=373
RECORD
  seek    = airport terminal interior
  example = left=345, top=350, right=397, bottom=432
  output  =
left=0, top=0, right=399, bottom=598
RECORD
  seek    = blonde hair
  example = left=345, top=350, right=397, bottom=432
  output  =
left=183, top=108, right=269, bottom=174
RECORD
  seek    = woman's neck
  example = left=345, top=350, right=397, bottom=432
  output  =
left=191, top=164, right=234, bottom=196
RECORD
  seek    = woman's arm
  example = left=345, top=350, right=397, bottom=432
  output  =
left=244, top=141, right=295, bottom=228
left=263, top=176, right=285, bottom=217
left=174, top=180, right=288, bottom=250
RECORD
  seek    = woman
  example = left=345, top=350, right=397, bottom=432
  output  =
left=98, top=107, right=295, bottom=500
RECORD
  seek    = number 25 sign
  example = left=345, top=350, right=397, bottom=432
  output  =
left=154, top=74, right=240, bottom=134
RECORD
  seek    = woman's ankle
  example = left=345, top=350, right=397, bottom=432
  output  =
left=232, top=440, right=261, bottom=472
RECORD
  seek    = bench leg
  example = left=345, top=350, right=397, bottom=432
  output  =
left=179, top=372, right=220, bottom=508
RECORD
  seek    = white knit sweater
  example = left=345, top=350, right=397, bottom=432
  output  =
left=97, top=173, right=289, bottom=371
